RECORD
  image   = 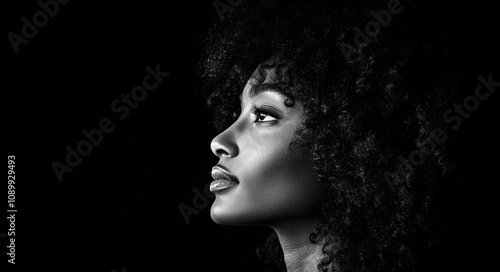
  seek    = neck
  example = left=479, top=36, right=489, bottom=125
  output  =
left=271, top=217, right=322, bottom=272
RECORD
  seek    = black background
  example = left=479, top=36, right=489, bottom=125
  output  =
left=3, top=0, right=499, bottom=271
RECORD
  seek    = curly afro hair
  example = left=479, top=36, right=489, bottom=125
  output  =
left=199, top=0, right=465, bottom=271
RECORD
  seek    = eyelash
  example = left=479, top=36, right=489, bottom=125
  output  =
left=251, top=107, right=279, bottom=124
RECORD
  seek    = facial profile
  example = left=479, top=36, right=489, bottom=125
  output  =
left=199, top=0, right=475, bottom=270
left=209, top=65, right=323, bottom=226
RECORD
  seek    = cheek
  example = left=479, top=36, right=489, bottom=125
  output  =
left=234, top=140, right=322, bottom=222
left=261, top=158, right=320, bottom=214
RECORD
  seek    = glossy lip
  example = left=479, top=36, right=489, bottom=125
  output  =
left=210, top=165, right=239, bottom=193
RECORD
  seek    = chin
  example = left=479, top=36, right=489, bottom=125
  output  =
left=210, top=201, right=258, bottom=226
left=210, top=200, right=238, bottom=225
left=210, top=201, right=282, bottom=226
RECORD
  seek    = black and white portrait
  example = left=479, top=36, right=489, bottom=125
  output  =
left=4, top=0, right=499, bottom=271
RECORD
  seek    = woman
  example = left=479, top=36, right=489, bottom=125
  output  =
left=200, top=0, right=466, bottom=271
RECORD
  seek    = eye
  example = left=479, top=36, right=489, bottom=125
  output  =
left=252, top=108, right=278, bottom=123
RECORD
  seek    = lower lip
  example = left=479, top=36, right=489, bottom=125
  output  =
left=210, top=179, right=238, bottom=193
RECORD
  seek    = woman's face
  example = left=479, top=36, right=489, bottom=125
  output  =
left=209, top=67, right=323, bottom=226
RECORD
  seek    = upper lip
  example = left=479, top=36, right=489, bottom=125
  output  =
left=211, top=165, right=239, bottom=182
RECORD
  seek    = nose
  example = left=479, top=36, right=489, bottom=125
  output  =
left=210, top=125, right=239, bottom=158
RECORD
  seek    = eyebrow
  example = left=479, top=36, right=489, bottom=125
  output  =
left=244, top=83, right=296, bottom=109
left=248, top=83, right=289, bottom=99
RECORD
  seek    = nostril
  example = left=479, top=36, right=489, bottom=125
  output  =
left=216, top=149, right=229, bottom=157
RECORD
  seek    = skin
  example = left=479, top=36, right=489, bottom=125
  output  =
left=210, top=66, right=324, bottom=271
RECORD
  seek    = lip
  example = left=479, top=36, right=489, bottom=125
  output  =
left=210, top=166, right=239, bottom=193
